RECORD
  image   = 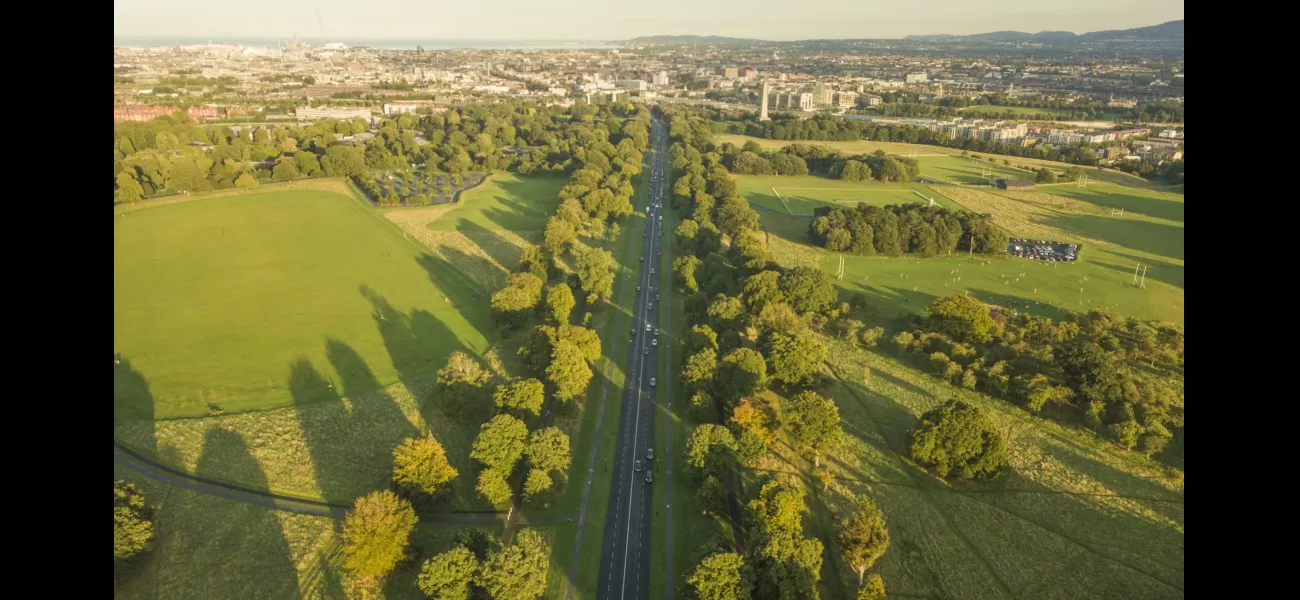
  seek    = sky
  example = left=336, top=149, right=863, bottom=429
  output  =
left=113, top=0, right=1184, bottom=41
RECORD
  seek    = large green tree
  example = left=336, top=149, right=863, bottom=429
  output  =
left=391, top=435, right=459, bottom=496
left=926, top=295, right=996, bottom=344
left=838, top=497, right=890, bottom=585
left=716, top=347, right=768, bottom=404
left=480, top=529, right=550, bottom=600
left=780, top=267, right=838, bottom=315
left=417, top=545, right=479, bottom=600
left=687, top=552, right=752, bottom=600
left=342, top=490, right=418, bottom=581
left=575, top=244, right=615, bottom=305
left=493, top=377, right=546, bottom=416
left=907, top=399, right=1008, bottom=480
left=526, top=426, right=572, bottom=474
left=784, top=391, right=842, bottom=467
left=544, top=283, right=576, bottom=324
left=768, top=332, right=828, bottom=387
left=470, top=414, right=529, bottom=473
left=548, top=339, right=594, bottom=401
left=686, top=423, right=737, bottom=476
left=114, top=481, right=154, bottom=560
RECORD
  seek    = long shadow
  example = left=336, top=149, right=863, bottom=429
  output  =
left=459, top=218, right=525, bottom=278
left=289, top=340, right=413, bottom=506
left=151, top=428, right=301, bottom=599
left=1049, top=213, right=1184, bottom=262
left=415, top=247, right=496, bottom=306
left=1091, top=251, right=1185, bottom=290
left=362, top=285, right=486, bottom=509
left=1052, top=186, right=1184, bottom=224
left=114, top=355, right=156, bottom=456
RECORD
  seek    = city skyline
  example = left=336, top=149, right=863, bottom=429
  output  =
left=113, top=0, right=1183, bottom=43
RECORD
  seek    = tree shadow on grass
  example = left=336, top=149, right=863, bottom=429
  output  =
left=1047, top=213, right=1184, bottom=262
left=362, top=285, right=486, bottom=510
left=1053, top=186, right=1184, bottom=224
left=289, top=340, right=415, bottom=506
left=114, top=355, right=156, bottom=456
left=142, top=429, right=300, bottom=599
left=458, top=218, right=525, bottom=279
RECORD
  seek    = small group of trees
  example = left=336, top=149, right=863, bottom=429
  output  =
left=907, top=399, right=1009, bottom=479
left=808, top=203, right=1007, bottom=257
left=341, top=489, right=551, bottom=600
left=889, top=295, right=1184, bottom=460
left=114, top=481, right=155, bottom=561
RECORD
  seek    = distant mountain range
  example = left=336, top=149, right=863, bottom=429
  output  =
left=626, top=20, right=1183, bottom=45
left=903, top=20, right=1183, bottom=43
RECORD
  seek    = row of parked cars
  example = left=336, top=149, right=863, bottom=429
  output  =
left=1009, top=238, right=1077, bottom=262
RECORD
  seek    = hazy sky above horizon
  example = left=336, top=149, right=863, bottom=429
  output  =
left=114, top=0, right=1183, bottom=41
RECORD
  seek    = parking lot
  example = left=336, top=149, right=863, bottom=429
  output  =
left=1008, top=238, right=1078, bottom=262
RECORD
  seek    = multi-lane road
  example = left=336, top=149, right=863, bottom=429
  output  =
left=595, top=116, right=669, bottom=600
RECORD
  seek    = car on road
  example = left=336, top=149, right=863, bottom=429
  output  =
left=640, top=256, right=644, bottom=262
left=634, top=460, right=643, bottom=472
left=642, top=232, right=646, bottom=238
left=651, top=338, right=658, bottom=347
left=647, top=448, right=654, bottom=460
left=651, top=268, right=656, bottom=275
left=646, top=323, right=651, bottom=332
left=656, top=294, right=660, bottom=301
left=649, top=377, right=656, bottom=387
left=630, top=327, right=636, bottom=336
left=637, top=285, right=641, bottom=292
left=648, top=302, right=653, bottom=311
left=644, top=347, right=649, bottom=355
left=645, top=471, right=653, bottom=484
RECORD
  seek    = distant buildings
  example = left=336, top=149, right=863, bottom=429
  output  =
left=905, top=72, right=929, bottom=84
left=615, top=79, right=648, bottom=91
left=296, top=106, right=372, bottom=121
left=835, top=91, right=858, bottom=108
left=652, top=71, right=669, bottom=86
left=799, top=92, right=814, bottom=111
left=740, top=67, right=758, bottom=81
left=113, top=105, right=221, bottom=122
left=722, top=67, right=739, bottom=78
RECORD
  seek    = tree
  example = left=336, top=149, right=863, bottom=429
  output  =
left=686, top=423, right=737, bottom=476
left=716, top=196, right=761, bottom=239
left=493, top=377, right=546, bottom=416
left=437, top=351, right=492, bottom=413
left=784, top=391, right=842, bottom=467
left=858, top=574, right=886, bottom=600
left=544, top=216, right=579, bottom=254
left=683, top=348, right=720, bottom=394
left=780, top=267, right=838, bottom=315
left=1035, top=168, right=1059, bottom=183
left=523, top=468, right=554, bottom=502
left=342, top=490, right=418, bottom=581
left=716, top=347, right=768, bottom=404
left=295, top=150, right=321, bottom=176
left=116, top=171, right=144, bottom=204
left=491, top=272, right=545, bottom=332
left=233, top=171, right=259, bottom=188
left=545, top=283, right=576, bottom=324
left=674, top=254, right=703, bottom=294
left=417, top=546, right=479, bottom=600
left=687, top=552, right=752, bottom=600
left=470, top=414, right=528, bottom=473
left=526, top=427, right=572, bottom=474
left=323, top=144, right=368, bottom=178
left=548, top=339, right=593, bottom=401
left=114, top=481, right=154, bottom=559
left=907, top=399, right=1008, bottom=480
left=769, top=332, right=828, bottom=387
left=575, top=244, right=615, bottom=305
left=839, top=497, right=890, bottom=585
left=392, top=435, right=459, bottom=496
left=742, top=270, right=785, bottom=314
left=272, top=156, right=300, bottom=181
left=926, top=294, right=996, bottom=344
left=480, top=529, right=550, bottom=600
left=476, top=468, right=513, bottom=506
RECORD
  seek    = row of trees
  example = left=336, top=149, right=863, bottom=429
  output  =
left=340, top=489, right=552, bottom=599
left=885, top=295, right=1184, bottom=460
left=660, top=105, right=889, bottom=600
left=808, top=203, right=1008, bottom=257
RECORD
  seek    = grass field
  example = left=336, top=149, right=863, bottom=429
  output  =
left=732, top=174, right=1184, bottom=325
left=114, top=185, right=494, bottom=421
left=752, top=340, right=1184, bottom=599
left=714, top=133, right=1175, bottom=191
left=914, top=154, right=1035, bottom=184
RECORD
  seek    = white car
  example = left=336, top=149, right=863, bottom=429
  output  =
left=649, top=377, right=656, bottom=387
left=652, top=338, right=658, bottom=347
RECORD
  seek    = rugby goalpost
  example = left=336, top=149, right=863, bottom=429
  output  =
left=835, top=254, right=845, bottom=280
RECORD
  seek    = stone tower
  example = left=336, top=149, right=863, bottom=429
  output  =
left=759, top=80, right=771, bottom=121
